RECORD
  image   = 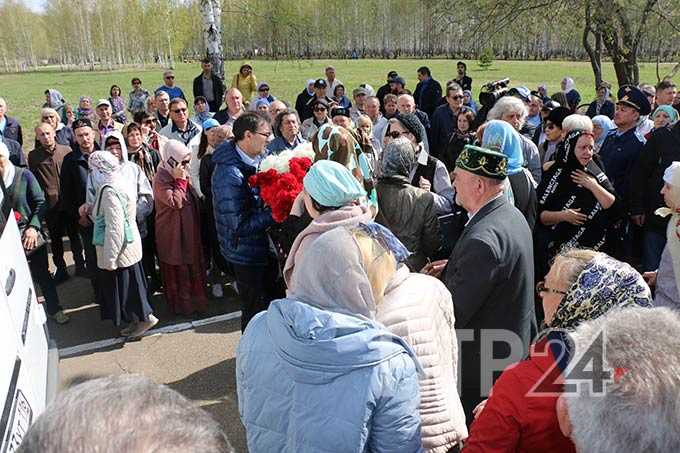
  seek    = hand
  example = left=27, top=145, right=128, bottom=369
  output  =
left=419, top=176, right=431, bottom=192
left=570, top=170, right=597, bottom=191
left=631, top=214, right=646, bottom=227
left=172, top=165, right=187, bottom=179
left=78, top=203, right=92, bottom=218
left=78, top=214, right=91, bottom=227
left=290, top=191, right=305, bottom=217
left=22, top=227, right=38, bottom=250
left=642, top=271, right=657, bottom=288
left=561, top=208, right=587, bottom=225
left=420, top=259, right=448, bottom=278
left=473, top=399, right=488, bottom=420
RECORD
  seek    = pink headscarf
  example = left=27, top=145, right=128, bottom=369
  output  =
left=161, top=139, right=191, bottom=172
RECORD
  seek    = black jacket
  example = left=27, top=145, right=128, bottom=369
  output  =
left=295, top=89, right=314, bottom=122
left=586, top=100, right=615, bottom=119
left=192, top=72, right=225, bottom=113
left=414, top=77, right=443, bottom=117
left=2, top=137, right=26, bottom=167
left=59, top=145, right=98, bottom=221
left=2, top=116, right=23, bottom=145
left=632, top=123, right=680, bottom=232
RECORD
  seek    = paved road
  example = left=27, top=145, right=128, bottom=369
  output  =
left=48, top=256, right=248, bottom=452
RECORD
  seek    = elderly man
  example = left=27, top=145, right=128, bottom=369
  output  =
left=557, top=307, right=680, bottom=452
left=160, top=98, right=202, bottom=146
left=487, top=96, right=542, bottom=184
left=29, top=123, right=86, bottom=284
left=153, top=91, right=171, bottom=129
left=349, top=87, right=369, bottom=124
left=397, top=93, right=431, bottom=151
left=40, top=107, right=75, bottom=149
left=330, top=106, right=353, bottom=130
left=0, top=97, right=22, bottom=145
left=193, top=58, right=225, bottom=113
left=18, top=374, right=235, bottom=453
left=60, top=119, right=99, bottom=296
left=212, top=112, right=285, bottom=332
left=430, top=83, right=468, bottom=158
left=213, top=88, right=245, bottom=127
left=156, top=70, right=186, bottom=101
left=365, top=96, right=389, bottom=154
left=413, top=66, right=443, bottom=117
left=324, top=66, right=342, bottom=97
left=94, top=99, right=124, bottom=144
left=385, top=113, right=454, bottom=215
left=267, top=108, right=305, bottom=154
left=269, top=100, right=288, bottom=119
left=427, top=145, right=535, bottom=422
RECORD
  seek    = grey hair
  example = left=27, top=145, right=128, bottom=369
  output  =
left=273, top=108, right=300, bottom=137
left=552, top=248, right=600, bottom=289
left=565, top=307, right=680, bottom=452
left=0, top=97, right=6, bottom=106
left=18, top=374, right=234, bottom=453
left=562, top=114, right=593, bottom=134
left=487, top=96, right=528, bottom=128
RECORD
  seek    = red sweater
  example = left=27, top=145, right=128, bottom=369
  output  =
left=463, top=337, right=576, bottom=453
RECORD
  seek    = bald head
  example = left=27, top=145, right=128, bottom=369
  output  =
left=397, top=94, right=416, bottom=114
left=35, top=123, right=56, bottom=148
left=225, top=88, right=244, bottom=113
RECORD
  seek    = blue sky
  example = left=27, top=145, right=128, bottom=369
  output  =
left=20, top=0, right=45, bottom=13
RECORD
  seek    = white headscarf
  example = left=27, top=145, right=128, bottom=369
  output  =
left=656, top=162, right=680, bottom=298
left=0, top=142, right=15, bottom=189
left=88, top=150, right=122, bottom=192
left=562, top=77, right=575, bottom=93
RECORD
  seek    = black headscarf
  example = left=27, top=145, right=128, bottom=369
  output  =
left=535, top=130, right=619, bottom=275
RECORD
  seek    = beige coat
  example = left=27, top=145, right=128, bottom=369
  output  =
left=94, top=185, right=143, bottom=271
left=377, top=265, right=468, bottom=452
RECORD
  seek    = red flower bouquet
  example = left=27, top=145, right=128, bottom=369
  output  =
left=249, top=145, right=315, bottom=223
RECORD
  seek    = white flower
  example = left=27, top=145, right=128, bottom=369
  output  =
left=258, top=143, right=315, bottom=174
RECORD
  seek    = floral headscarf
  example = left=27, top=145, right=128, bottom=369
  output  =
left=550, top=253, right=652, bottom=330
left=88, top=150, right=122, bottom=191
left=380, top=137, right=415, bottom=179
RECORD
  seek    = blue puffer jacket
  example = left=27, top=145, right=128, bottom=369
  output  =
left=237, top=298, right=424, bottom=453
left=211, top=140, right=274, bottom=266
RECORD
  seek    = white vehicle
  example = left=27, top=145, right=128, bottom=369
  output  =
left=0, top=187, right=59, bottom=452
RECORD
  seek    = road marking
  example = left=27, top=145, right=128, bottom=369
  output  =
left=58, top=311, right=242, bottom=358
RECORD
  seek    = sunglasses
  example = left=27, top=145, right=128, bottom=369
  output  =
left=143, top=119, right=155, bottom=125
left=165, top=76, right=175, bottom=80
left=314, top=107, right=327, bottom=112
left=172, top=108, right=187, bottom=114
left=386, top=130, right=409, bottom=139
left=259, top=88, right=270, bottom=92
left=450, top=95, right=464, bottom=100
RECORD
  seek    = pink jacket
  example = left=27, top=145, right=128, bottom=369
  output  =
left=283, top=204, right=373, bottom=291
left=378, top=266, right=468, bottom=452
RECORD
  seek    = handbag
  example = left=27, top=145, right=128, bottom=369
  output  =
left=5, top=168, right=47, bottom=257
left=92, top=185, right=135, bottom=247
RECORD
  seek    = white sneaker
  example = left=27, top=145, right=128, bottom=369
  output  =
left=211, top=283, right=224, bottom=298
left=127, top=314, right=159, bottom=338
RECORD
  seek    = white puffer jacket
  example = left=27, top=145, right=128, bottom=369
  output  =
left=94, top=185, right=143, bottom=271
left=377, top=265, right=468, bottom=452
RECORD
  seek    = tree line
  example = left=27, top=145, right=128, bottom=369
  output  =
left=1, top=0, right=679, bottom=84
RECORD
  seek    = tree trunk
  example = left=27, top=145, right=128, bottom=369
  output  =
left=200, top=0, right=224, bottom=80
left=582, top=1, right=602, bottom=89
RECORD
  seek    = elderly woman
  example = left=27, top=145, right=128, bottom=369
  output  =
left=481, top=120, right=537, bottom=230
left=40, top=107, right=75, bottom=149
left=333, top=84, right=352, bottom=109
left=230, top=62, right=257, bottom=105
left=153, top=140, right=207, bottom=316
left=591, top=114, right=615, bottom=153
left=284, top=160, right=372, bottom=290
left=487, top=96, right=542, bottom=184
left=376, top=138, right=440, bottom=271
left=651, top=105, right=679, bottom=132
left=643, top=162, right=680, bottom=310
left=535, top=130, right=621, bottom=281
left=88, top=151, right=157, bottom=337
left=237, top=226, right=423, bottom=452
left=76, top=96, right=97, bottom=123
left=464, top=249, right=652, bottom=452
left=0, top=142, right=68, bottom=323
left=561, top=77, right=582, bottom=111
left=585, top=83, right=615, bottom=119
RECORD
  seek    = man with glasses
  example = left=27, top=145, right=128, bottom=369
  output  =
left=430, top=83, right=469, bottom=158
left=127, top=77, right=150, bottom=116
left=212, top=112, right=284, bottom=332
left=156, top=70, right=186, bottom=102
left=192, top=58, right=224, bottom=113
left=160, top=98, right=202, bottom=147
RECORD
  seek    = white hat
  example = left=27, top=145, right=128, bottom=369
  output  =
left=0, top=142, right=9, bottom=159
left=663, top=162, right=680, bottom=186
left=96, top=98, right=111, bottom=108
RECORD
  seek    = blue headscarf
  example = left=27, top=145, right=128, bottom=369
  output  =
left=481, top=120, right=523, bottom=175
left=303, top=160, right=366, bottom=207
left=652, top=105, right=679, bottom=125
left=354, top=222, right=411, bottom=266
left=591, top=115, right=615, bottom=149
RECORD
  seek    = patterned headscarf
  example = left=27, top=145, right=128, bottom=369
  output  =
left=88, top=150, right=122, bottom=191
left=481, top=120, right=524, bottom=175
left=550, top=253, right=652, bottom=330
left=380, top=137, right=415, bottom=178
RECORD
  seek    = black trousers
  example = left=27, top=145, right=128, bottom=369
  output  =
left=141, top=229, right=161, bottom=289
left=27, top=245, right=62, bottom=315
left=232, top=256, right=284, bottom=332
left=78, top=224, right=99, bottom=298
left=45, top=208, right=84, bottom=270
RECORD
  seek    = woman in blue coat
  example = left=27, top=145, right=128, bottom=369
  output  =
left=237, top=225, right=423, bottom=453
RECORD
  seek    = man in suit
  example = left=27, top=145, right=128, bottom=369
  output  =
left=425, top=145, right=536, bottom=422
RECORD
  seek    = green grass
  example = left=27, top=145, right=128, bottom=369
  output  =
left=0, top=58, right=675, bottom=145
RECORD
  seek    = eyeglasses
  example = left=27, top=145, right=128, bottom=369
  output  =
left=172, top=108, right=187, bottom=114
left=386, top=130, right=409, bottom=139
left=165, top=76, right=175, bottom=80
left=450, top=95, right=464, bottom=100
left=313, top=107, right=327, bottom=112
left=254, top=131, right=270, bottom=138
left=536, top=281, right=567, bottom=296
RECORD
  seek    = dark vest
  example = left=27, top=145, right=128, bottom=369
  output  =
left=411, top=155, right=437, bottom=186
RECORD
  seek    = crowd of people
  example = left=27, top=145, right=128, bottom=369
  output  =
left=2, top=58, right=680, bottom=451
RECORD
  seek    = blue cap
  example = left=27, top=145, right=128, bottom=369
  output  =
left=509, top=86, right=531, bottom=102
left=303, top=160, right=366, bottom=207
left=202, top=118, right=220, bottom=130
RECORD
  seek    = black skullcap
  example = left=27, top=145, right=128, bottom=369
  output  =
left=546, top=107, right=571, bottom=129
left=394, top=113, right=423, bottom=143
